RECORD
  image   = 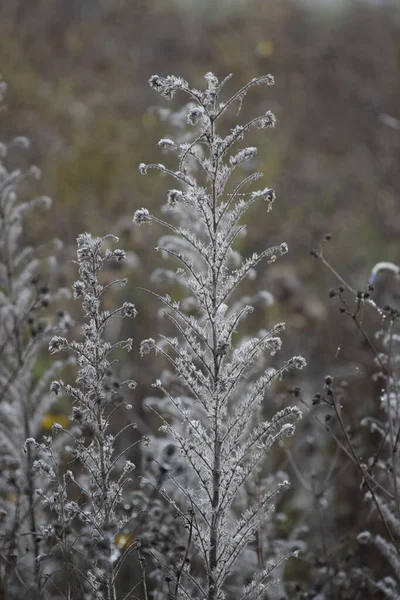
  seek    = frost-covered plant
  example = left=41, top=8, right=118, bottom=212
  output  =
left=0, top=76, right=71, bottom=596
left=30, top=233, right=139, bottom=599
left=356, top=264, right=400, bottom=598
left=135, top=73, right=306, bottom=600
left=313, top=255, right=400, bottom=598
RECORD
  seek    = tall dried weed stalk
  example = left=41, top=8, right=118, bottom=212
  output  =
left=134, top=72, right=306, bottom=600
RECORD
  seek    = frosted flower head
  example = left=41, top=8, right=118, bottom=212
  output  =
left=24, top=438, right=37, bottom=452
left=274, top=322, right=286, bottom=334
left=158, top=138, right=175, bottom=150
left=82, top=295, right=100, bottom=315
left=269, top=337, right=283, bottom=355
left=32, top=459, right=53, bottom=476
left=187, top=106, right=205, bottom=126
left=149, top=75, right=188, bottom=99
left=122, top=302, right=137, bottom=318
left=204, top=72, right=219, bottom=88
left=259, top=110, right=276, bottom=128
left=140, top=338, right=155, bottom=357
left=113, top=249, right=126, bottom=261
left=50, top=381, right=62, bottom=395
left=250, top=187, right=277, bottom=212
left=76, top=233, right=94, bottom=261
left=123, top=460, right=136, bottom=473
left=166, top=189, right=183, bottom=208
left=133, top=208, right=151, bottom=225
left=254, top=74, right=275, bottom=86
left=73, top=280, right=85, bottom=298
left=264, top=188, right=276, bottom=203
left=49, top=336, right=68, bottom=354
left=289, top=356, right=307, bottom=370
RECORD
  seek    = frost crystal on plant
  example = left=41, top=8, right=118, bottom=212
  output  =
left=133, top=207, right=151, bottom=224
left=0, top=84, right=70, bottom=596
left=138, top=72, right=305, bottom=600
left=34, top=234, right=139, bottom=599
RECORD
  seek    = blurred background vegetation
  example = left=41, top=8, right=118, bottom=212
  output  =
left=1, top=0, right=400, bottom=595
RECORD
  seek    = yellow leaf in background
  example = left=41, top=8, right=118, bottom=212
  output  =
left=115, top=532, right=136, bottom=550
left=41, top=413, right=70, bottom=430
left=115, top=533, right=129, bottom=549
left=256, top=41, right=275, bottom=58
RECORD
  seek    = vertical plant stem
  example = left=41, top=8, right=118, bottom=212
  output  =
left=208, top=110, right=220, bottom=600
